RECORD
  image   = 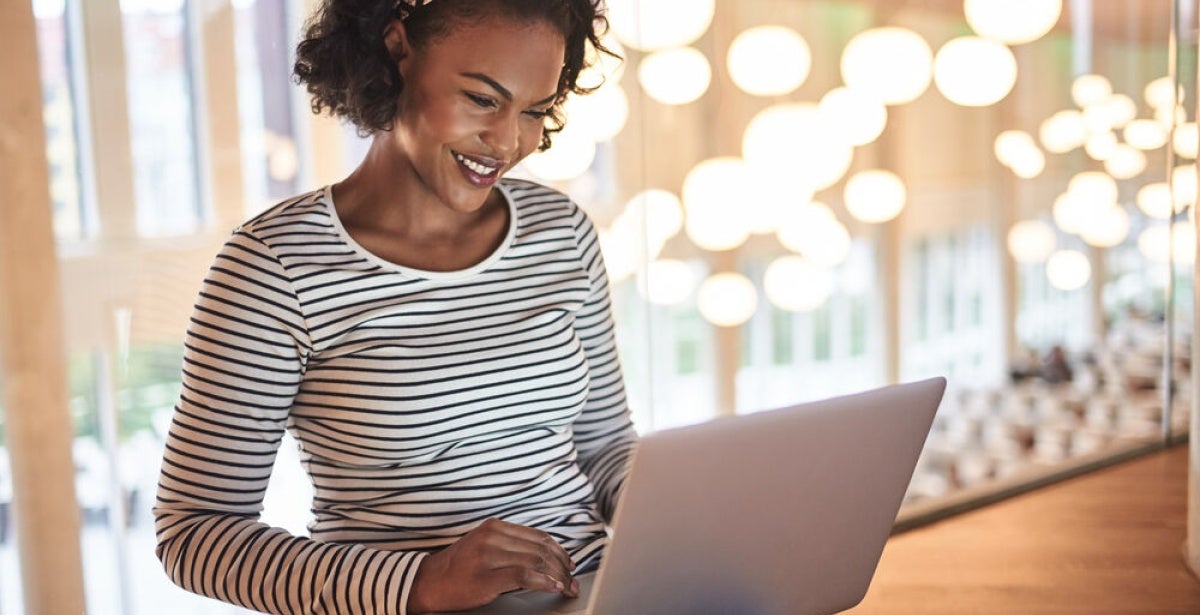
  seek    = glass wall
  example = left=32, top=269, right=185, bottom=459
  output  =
left=5, top=0, right=1195, bottom=611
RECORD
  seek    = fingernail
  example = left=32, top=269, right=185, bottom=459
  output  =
left=553, top=580, right=564, bottom=591
left=571, top=578, right=579, bottom=593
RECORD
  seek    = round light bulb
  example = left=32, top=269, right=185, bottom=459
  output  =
left=1144, top=76, right=1178, bottom=110
left=1039, top=110, right=1088, bottom=153
left=522, top=124, right=596, bottom=180
left=624, top=189, right=685, bottom=246
left=1052, top=192, right=1090, bottom=234
left=682, top=158, right=752, bottom=251
left=1174, top=164, right=1198, bottom=208
left=1072, top=74, right=1113, bottom=108
left=1007, top=219, right=1057, bottom=263
left=763, top=256, right=833, bottom=312
left=638, top=47, right=711, bottom=106
left=697, top=272, right=759, bottom=327
left=933, top=36, right=1017, bottom=107
left=818, top=87, right=888, bottom=146
left=727, top=26, right=812, bottom=97
left=1045, top=250, right=1091, bottom=291
left=565, top=85, right=629, bottom=142
left=1068, top=171, right=1119, bottom=204
left=641, top=259, right=698, bottom=306
left=743, top=103, right=854, bottom=192
left=994, top=130, right=1037, bottom=166
left=1138, top=223, right=1196, bottom=264
left=1079, top=205, right=1130, bottom=248
left=776, top=202, right=852, bottom=267
left=606, top=0, right=715, bottom=52
left=1104, top=144, right=1147, bottom=180
left=844, top=170, right=907, bottom=223
left=1104, top=94, right=1139, bottom=129
left=1124, top=119, right=1168, bottom=151
left=1011, top=147, right=1046, bottom=178
left=964, top=0, right=1063, bottom=45
left=1137, top=183, right=1173, bottom=219
left=841, top=27, right=934, bottom=105
left=1084, top=131, right=1118, bottom=161
left=1174, top=122, right=1199, bottom=159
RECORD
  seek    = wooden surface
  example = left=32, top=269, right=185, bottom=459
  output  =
left=850, top=444, right=1200, bottom=615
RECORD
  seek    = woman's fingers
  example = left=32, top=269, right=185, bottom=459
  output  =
left=475, top=516, right=573, bottom=578
left=473, top=531, right=576, bottom=595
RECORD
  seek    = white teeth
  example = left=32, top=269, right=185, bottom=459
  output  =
left=455, top=153, right=497, bottom=176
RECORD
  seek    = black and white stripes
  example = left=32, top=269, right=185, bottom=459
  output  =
left=154, top=179, right=637, bottom=615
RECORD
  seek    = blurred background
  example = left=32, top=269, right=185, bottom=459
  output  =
left=2, top=0, right=1197, bottom=612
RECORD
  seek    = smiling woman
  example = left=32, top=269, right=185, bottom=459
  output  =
left=151, top=2, right=637, bottom=614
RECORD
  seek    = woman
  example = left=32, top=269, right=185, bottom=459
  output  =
left=153, top=1, right=638, bottom=613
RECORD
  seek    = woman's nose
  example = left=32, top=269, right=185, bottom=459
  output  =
left=482, top=113, right=521, bottom=160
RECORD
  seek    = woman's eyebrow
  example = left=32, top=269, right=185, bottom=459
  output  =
left=461, top=72, right=557, bottom=106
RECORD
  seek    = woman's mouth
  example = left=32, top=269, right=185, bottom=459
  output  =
left=453, top=151, right=502, bottom=188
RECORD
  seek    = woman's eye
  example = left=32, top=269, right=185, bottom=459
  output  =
left=525, top=109, right=551, bottom=119
left=466, top=93, right=496, bottom=108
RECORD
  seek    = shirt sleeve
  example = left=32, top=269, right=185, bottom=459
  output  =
left=152, top=229, right=428, bottom=615
left=568, top=204, right=639, bottom=524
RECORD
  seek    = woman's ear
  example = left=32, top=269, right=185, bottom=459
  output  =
left=382, top=18, right=412, bottom=69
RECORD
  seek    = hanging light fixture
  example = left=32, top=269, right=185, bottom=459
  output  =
left=1174, top=122, right=1199, bottom=159
left=844, top=170, right=907, bottom=223
left=1104, top=145, right=1147, bottom=179
left=1007, top=220, right=1057, bottom=263
left=1045, top=250, right=1091, bottom=290
left=727, top=25, right=812, bottom=97
left=606, top=0, right=715, bottom=52
left=623, top=189, right=685, bottom=247
left=963, top=0, right=1062, bottom=45
left=640, top=259, right=699, bottom=306
left=818, top=87, right=888, bottom=146
left=1039, top=110, right=1088, bottom=153
left=1137, top=182, right=1173, bottom=219
left=1079, top=205, right=1130, bottom=248
left=1072, top=74, right=1113, bottom=108
left=1124, top=119, right=1169, bottom=151
left=763, top=256, right=833, bottom=312
left=638, top=47, right=712, bottom=105
left=933, top=36, right=1017, bottom=107
left=565, top=85, right=629, bottom=142
left=697, top=272, right=759, bottom=327
left=743, top=103, right=855, bottom=192
left=1144, top=76, right=1177, bottom=110
left=682, top=158, right=753, bottom=251
left=841, top=27, right=934, bottom=105
left=776, top=202, right=853, bottom=267
left=522, top=123, right=596, bottom=180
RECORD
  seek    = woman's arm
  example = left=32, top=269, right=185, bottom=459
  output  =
left=153, top=230, right=427, bottom=615
left=568, top=205, right=639, bottom=523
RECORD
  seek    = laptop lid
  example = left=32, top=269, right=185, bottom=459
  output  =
left=440, top=377, right=945, bottom=615
left=587, top=377, right=946, bottom=615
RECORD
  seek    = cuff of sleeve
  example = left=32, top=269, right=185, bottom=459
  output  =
left=396, top=550, right=430, bottom=615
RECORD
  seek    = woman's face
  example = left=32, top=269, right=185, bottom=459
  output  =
left=389, top=14, right=566, bottom=213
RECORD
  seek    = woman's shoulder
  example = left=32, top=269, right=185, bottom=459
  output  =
left=500, top=177, right=592, bottom=227
left=236, top=187, right=335, bottom=239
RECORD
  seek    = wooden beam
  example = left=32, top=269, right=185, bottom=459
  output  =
left=0, top=1, right=87, bottom=612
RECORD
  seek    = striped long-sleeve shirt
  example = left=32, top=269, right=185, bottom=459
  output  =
left=153, top=178, right=638, bottom=615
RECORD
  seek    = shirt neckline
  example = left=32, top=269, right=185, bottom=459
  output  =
left=323, top=181, right=517, bottom=282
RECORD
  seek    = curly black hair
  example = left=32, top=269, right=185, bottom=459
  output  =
left=293, top=0, right=617, bottom=150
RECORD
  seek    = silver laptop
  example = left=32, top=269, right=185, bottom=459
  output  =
left=437, top=377, right=946, bottom=615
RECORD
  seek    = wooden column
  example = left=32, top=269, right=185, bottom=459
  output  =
left=79, top=0, right=138, bottom=242
left=0, top=1, right=87, bottom=612
left=195, top=0, right=247, bottom=232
